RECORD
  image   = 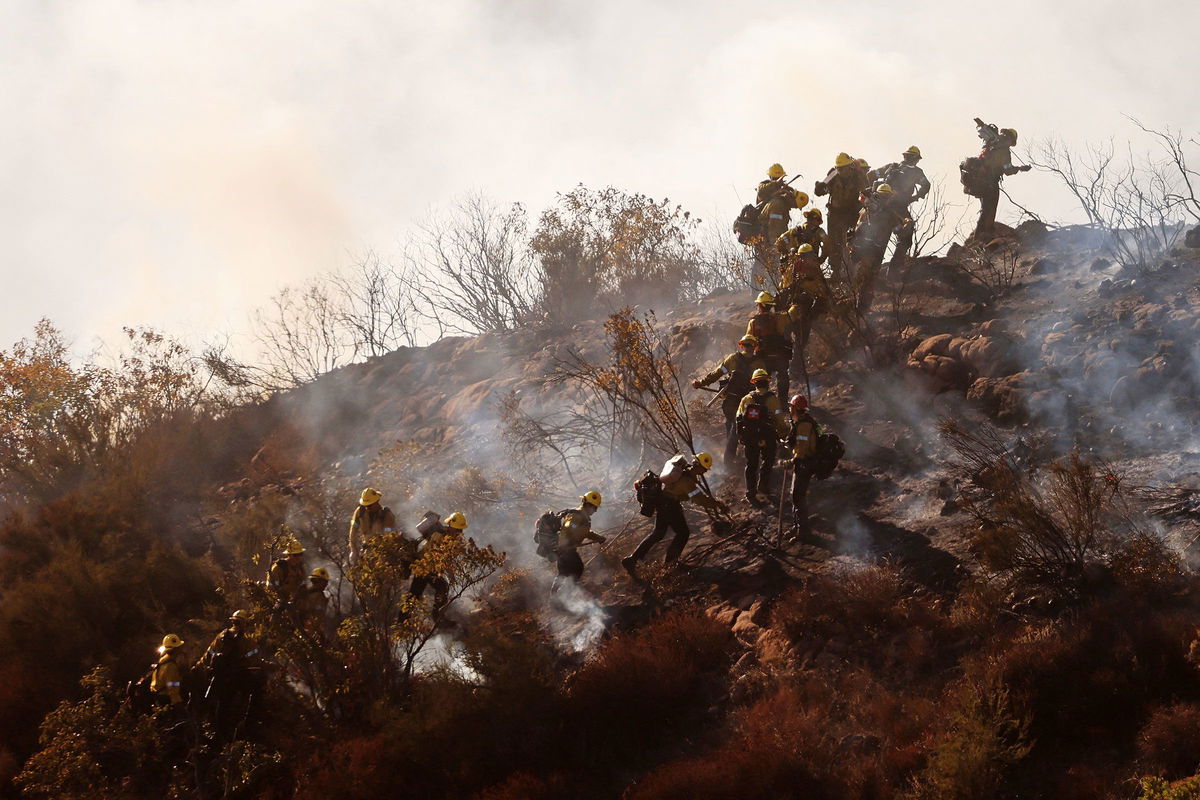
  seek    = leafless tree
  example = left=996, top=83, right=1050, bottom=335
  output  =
left=250, top=279, right=354, bottom=388
left=1025, top=123, right=1197, bottom=270
left=410, top=194, right=538, bottom=335
left=330, top=252, right=421, bottom=357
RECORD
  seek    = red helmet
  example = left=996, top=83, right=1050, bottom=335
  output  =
left=789, top=393, right=809, bottom=411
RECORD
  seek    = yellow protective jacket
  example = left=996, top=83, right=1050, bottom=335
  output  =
left=736, top=389, right=790, bottom=444
left=756, top=178, right=787, bottom=205
left=302, top=585, right=329, bottom=617
left=759, top=188, right=799, bottom=243
left=697, top=351, right=766, bottom=399
left=980, top=144, right=1021, bottom=180
left=776, top=223, right=826, bottom=263
left=869, top=162, right=930, bottom=204
left=781, top=255, right=826, bottom=297
left=151, top=651, right=184, bottom=705
left=557, top=508, right=603, bottom=551
left=787, top=413, right=821, bottom=460
left=746, top=308, right=797, bottom=358
left=348, top=503, right=398, bottom=562
left=815, top=165, right=869, bottom=211
left=267, top=557, right=307, bottom=601
left=661, top=470, right=722, bottom=511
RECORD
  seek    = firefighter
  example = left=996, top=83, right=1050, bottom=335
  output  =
left=408, top=512, right=468, bottom=615
left=776, top=208, right=827, bottom=265
left=202, top=610, right=262, bottom=735
left=815, top=152, right=870, bottom=280
left=693, top=334, right=766, bottom=464
left=850, top=184, right=909, bottom=311
left=348, top=487, right=397, bottom=565
left=622, top=452, right=727, bottom=578
left=967, top=121, right=1031, bottom=240
left=746, top=291, right=795, bottom=404
left=780, top=242, right=828, bottom=361
left=785, top=393, right=821, bottom=538
left=151, top=634, right=187, bottom=707
left=267, top=539, right=308, bottom=604
left=869, top=146, right=931, bottom=271
left=754, top=164, right=809, bottom=285
left=552, top=491, right=607, bottom=591
left=303, top=567, right=331, bottom=618
left=756, top=162, right=788, bottom=204
left=736, top=369, right=790, bottom=504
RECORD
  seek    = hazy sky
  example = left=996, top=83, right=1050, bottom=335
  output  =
left=3, top=0, right=1197, bottom=353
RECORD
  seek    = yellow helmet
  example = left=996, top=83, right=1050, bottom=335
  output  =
left=876, top=183, right=895, bottom=196
left=1000, top=127, right=1018, bottom=144
left=755, top=291, right=776, bottom=305
left=767, top=163, right=786, bottom=180
left=284, top=539, right=305, bottom=555
left=751, top=368, right=771, bottom=383
left=230, top=609, right=249, bottom=621
left=359, top=487, right=382, bottom=506
left=835, top=152, right=854, bottom=168
left=855, top=158, right=870, bottom=169
left=444, top=512, right=468, bottom=530
left=581, top=490, right=603, bottom=509
left=311, top=567, right=331, bottom=581
left=903, top=145, right=922, bottom=158
left=694, top=452, right=714, bottom=470
left=797, top=243, right=815, bottom=254
left=161, top=633, right=184, bottom=650
left=793, top=190, right=809, bottom=209
left=804, top=208, right=823, bottom=221
left=738, top=334, right=759, bottom=347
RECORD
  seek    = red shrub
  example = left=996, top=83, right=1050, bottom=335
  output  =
left=1138, top=702, right=1200, bottom=779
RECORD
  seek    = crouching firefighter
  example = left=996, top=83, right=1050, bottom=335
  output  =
left=736, top=369, right=789, bottom=505
left=408, top=511, right=469, bottom=616
left=623, top=452, right=727, bottom=578
left=552, top=491, right=607, bottom=592
left=692, top=334, right=765, bottom=464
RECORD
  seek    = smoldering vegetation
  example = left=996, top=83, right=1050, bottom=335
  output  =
left=6, top=133, right=1200, bottom=799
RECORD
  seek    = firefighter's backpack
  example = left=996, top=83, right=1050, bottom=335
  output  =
left=813, top=433, right=845, bottom=480
left=534, top=511, right=565, bottom=560
left=733, top=204, right=763, bottom=245
left=633, top=471, right=662, bottom=517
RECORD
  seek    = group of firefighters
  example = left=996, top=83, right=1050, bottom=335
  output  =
left=741, top=117, right=1030, bottom=314
left=146, top=499, right=472, bottom=714
left=145, top=115, right=1032, bottom=712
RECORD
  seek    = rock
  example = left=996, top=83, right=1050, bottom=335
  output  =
left=1090, top=258, right=1111, bottom=272
left=911, top=334, right=955, bottom=362
left=731, top=612, right=765, bottom=645
left=1029, top=257, right=1058, bottom=275
left=960, top=336, right=1017, bottom=378
left=706, top=603, right=741, bottom=628
left=1015, top=219, right=1049, bottom=240
left=967, top=372, right=1034, bottom=421
left=754, top=629, right=795, bottom=668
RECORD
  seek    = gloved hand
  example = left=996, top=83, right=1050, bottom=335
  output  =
left=596, top=535, right=608, bottom=544
left=1019, top=165, right=1032, bottom=172
left=692, top=379, right=703, bottom=389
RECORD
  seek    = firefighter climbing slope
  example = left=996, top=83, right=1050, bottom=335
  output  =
left=552, top=491, right=607, bottom=591
left=623, top=452, right=727, bottom=578
left=962, top=118, right=1031, bottom=240
left=693, top=334, right=766, bottom=464
left=868, top=145, right=930, bottom=272
left=736, top=369, right=790, bottom=505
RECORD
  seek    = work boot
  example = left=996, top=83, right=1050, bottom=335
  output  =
left=745, top=491, right=762, bottom=506
left=621, top=555, right=640, bottom=579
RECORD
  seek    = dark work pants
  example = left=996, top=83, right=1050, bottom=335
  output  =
left=744, top=438, right=777, bottom=495
left=888, top=216, right=915, bottom=271
left=791, top=461, right=815, bottom=532
left=629, top=497, right=691, bottom=564
left=826, top=207, right=858, bottom=282
left=975, top=184, right=1000, bottom=240
left=410, top=575, right=450, bottom=610
left=721, top=396, right=742, bottom=464
left=556, top=548, right=584, bottom=580
left=763, top=355, right=790, bottom=407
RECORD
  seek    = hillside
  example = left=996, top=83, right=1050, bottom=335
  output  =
left=7, top=221, right=1200, bottom=800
